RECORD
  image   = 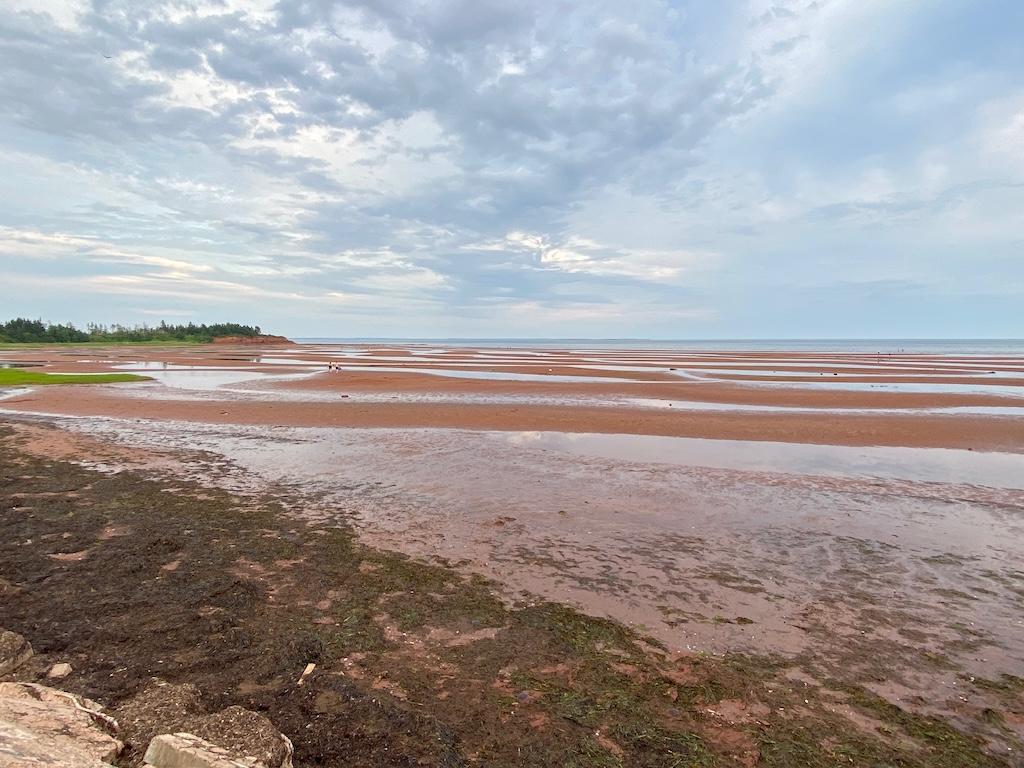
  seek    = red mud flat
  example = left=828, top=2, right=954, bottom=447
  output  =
left=3, top=380, right=1024, bottom=451
left=2, top=343, right=1024, bottom=451
left=279, top=367, right=1024, bottom=407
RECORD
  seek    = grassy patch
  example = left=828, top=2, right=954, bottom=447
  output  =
left=0, top=369, right=150, bottom=385
left=610, top=723, right=716, bottom=767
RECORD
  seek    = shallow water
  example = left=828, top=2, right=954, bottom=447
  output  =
left=89, top=345, right=1024, bottom=400
left=327, top=365, right=664, bottom=383
left=623, top=396, right=1024, bottom=417
left=297, top=337, right=1024, bottom=354
left=122, top=367, right=316, bottom=390
left=503, top=431, right=1024, bottom=489
left=729, top=379, right=1024, bottom=397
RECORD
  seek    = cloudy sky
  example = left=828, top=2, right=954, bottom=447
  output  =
left=1, top=0, right=1022, bottom=338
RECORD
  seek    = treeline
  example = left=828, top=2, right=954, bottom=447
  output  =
left=0, top=318, right=264, bottom=343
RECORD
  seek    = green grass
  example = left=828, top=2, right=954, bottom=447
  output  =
left=0, top=369, right=150, bottom=385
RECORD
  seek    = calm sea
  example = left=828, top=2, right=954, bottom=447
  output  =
left=295, top=339, right=1024, bottom=355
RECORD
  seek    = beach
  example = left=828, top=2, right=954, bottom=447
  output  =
left=1, top=341, right=1023, bottom=765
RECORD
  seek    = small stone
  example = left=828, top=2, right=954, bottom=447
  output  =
left=47, top=662, right=73, bottom=679
left=0, top=630, right=32, bottom=676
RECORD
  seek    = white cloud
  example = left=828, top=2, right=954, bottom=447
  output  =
left=471, top=231, right=716, bottom=282
left=4, top=0, right=87, bottom=30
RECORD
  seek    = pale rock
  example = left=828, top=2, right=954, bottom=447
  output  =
left=117, top=681, right=292, bottom=768
left=144, top=732, right=265, bottom=768
left=0, top=718, right=114, bottom=767
left=47, top=662, right=73, bottom=679
left=0, top=682, right=122, bottom=763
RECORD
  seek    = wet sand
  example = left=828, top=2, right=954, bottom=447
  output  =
left=5, top=386, right=1024, bottom=450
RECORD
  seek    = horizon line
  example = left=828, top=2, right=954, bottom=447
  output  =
left=293, top=336, right=1024, bottom=342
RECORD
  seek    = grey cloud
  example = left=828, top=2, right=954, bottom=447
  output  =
left=4, top=0, right=771, bottom=226
left=0, top=0, right=849, bottom=333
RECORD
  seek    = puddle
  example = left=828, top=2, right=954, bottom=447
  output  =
left=114, top=361, right=217, bottom=370
left=254, top=357, right=326, bottom=366
left=122, top=369, right=314, bottom=391
left=328, top=365, right=663, bottom=383
left=503, top=431, right=1024, bottom=489
left=729, top=379, right=1024, bottom=397
left=624, top=397, right=1024, bottom=417
left=675, top=367, right=1024, bottom=379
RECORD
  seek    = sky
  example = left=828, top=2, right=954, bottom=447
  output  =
left=1, top=0, right=1022, bottom=339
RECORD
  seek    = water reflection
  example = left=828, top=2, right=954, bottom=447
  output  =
left=503, top=431, right=1024, bottom=489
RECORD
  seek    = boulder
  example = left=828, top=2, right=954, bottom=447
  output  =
left=0, top=630, right=31, bottom=676
left=0, top=719, right=114, bottom=767
left=118, top=680, right=292, bottom=768
left=144, top=732, right=263, bottom=768
left=191, top=707, right=292, bottom=768
left=0, top=682, right=121, bottom=765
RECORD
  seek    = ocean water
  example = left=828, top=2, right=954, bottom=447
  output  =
left=295, top=338, right=1024, bottom=355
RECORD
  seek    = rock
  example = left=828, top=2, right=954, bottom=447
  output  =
left=195, top=707, right=292, bottom=768
left=47, top=662, right=73, bottom=679
left=0, top=630, right=32, bottom=676
left=118, top=680, right=292, bottom=768
left=0, top=718, right=114, bottom=767
left=144, top=733, right=262, bottom=768
left=0, top=682, right=122, bottom=764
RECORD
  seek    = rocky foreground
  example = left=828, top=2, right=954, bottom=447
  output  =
left=1, top=629, right=292, bottom=767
